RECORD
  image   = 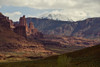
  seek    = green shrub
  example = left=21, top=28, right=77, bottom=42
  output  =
left=57, top=55, right=72, bottom=67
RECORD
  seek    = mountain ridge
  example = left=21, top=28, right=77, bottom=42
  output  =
left=26, top=17, right=100, bottom=39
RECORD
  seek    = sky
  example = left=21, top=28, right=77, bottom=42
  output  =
left=0, top=0, right=100, bottom=21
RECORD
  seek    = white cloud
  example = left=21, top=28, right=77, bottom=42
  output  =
left=39, top=8, right=100, bottom=21
left=39, top=10, right=88, bottom=21
left=0, top=0, right=100, bottom=21
left=0, top=6, right=1, bottom=8
left=0, top=0, right=99, bottom=9
left=4, top=11, right=22, bottom=21
left=26, top=14, right=37, bottom=18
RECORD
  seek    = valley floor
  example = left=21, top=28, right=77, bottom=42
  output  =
left=0, top=45, right=100, bottom=67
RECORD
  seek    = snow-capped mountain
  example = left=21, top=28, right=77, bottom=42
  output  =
left=39, top=12, right=74, bottom=22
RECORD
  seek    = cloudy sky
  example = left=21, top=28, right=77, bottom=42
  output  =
left=0, top=0, right=100, bottom=21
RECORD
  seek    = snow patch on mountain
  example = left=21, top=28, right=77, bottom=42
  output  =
left=39, top=10, right=90, bottom=22
left=39, top=12, right=74, bottom=22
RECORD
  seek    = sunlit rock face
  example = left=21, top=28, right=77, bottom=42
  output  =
left=19, top=15, right=29, bottom=33
left=14, top=15, right=43, bottom=39
left=29, top=22, right=35, bottom=34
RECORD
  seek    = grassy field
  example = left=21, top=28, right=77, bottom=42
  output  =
left=0, top=44, right=100, bottom=67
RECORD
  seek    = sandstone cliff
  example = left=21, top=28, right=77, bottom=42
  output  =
left=0, top=13, right=54, bottom=61
left=14, top=15, right=43, bottom=39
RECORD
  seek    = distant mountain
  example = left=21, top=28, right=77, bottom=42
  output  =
left=40, top=12, right=74, bottom=22
left=26, top=17, right=100, bottom=39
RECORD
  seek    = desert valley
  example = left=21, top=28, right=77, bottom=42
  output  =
left=0, top=0, right=100, bottom=67
left=0, top=12, right=100, bottom=67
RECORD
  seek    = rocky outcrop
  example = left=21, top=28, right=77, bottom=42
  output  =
left=19, top=15, right=29, bottom=33
left=0, top=12, right=15, bottom=30
left=0, top=12, right=13, bottom=29
left=28, top=22, right=43, bottom=39
left=8, top=20, right=15, bottom=29
left=14, top=15, right=28, bottom=37
left=0, top=13, right=54, bottom=60
left=29, top=22, right=35, bottom=30
left=14, top=26, right=27, bottom=37
left=0, top=13, right=43, bottom=39
left=14, top=15, right=43, bottom=39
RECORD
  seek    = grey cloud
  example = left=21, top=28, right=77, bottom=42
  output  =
left=0, top=0, right=100, bottom=21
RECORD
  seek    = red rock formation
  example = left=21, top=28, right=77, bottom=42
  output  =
left=29, top=22, right=35, bottom=34
left=19, top=15, right=29, bottom=33
left=14, top=15, right=28, bottom=37
left=0, top=13, right=54, bottom=58
left=19, top=15, right=27, bottom=26
left=29, top=22, right=35, bottom=29
left=0, top=12, right=14, bottom=29
left=14, top=15, right=43, bottom=39
left=28, top=22, right=43, bottom=39
left=14, top=26, right=27, bottom=37
left=9, top=20, right=15, bottom=29
left=31, top=28, right=43, bottom=39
